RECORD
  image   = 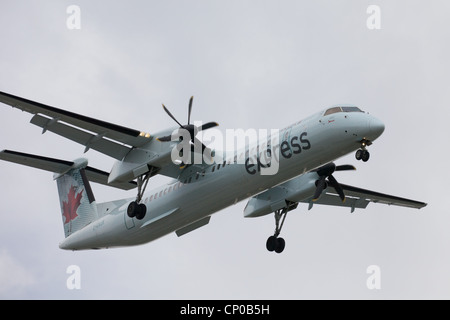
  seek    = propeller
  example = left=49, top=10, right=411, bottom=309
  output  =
left=157, top=96, right=219, bottom=153
left=312, top=163, right=356, bottom=202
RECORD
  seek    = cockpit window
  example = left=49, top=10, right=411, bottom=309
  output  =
left=341, top=106, right=363, bottom=113
left=324, top=107, right=341, bottom=116
left=324, top=106, right=364, bottom=116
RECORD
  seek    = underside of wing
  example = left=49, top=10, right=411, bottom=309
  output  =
left=0, top=91, right=152, bottom=160
left=303, top=183, right=427, bottom=212
left=339, top=183, right=427, bottom=209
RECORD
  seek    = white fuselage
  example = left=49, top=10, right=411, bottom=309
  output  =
left=59, top=108, right=385, bottom=250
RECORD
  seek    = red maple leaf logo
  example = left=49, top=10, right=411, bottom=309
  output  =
left=62, top=186, right=83, bottom=225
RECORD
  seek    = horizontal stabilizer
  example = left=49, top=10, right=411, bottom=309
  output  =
left=0, top=150, right=136, bottom=190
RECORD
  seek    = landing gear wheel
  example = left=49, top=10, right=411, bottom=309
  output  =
left=136, top=203, right=147, bottom=220
left=127, top=201, right=147, bottom=220
left=266, top=236, right=277, bottom=252
left=356, top=149, right=370, bottom=162
left=127, top=201, right=138, bottom=218
left=275, top=237, right=285, bottom=254
left=361, top=150, right=370, bottom=162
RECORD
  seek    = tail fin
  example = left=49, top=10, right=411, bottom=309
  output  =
left=0, top=150, right=127, bottom=238
left=54, top=159, right=98, bottom=237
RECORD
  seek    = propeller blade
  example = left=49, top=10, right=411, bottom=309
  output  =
left=162, top=104, right=183, bottom=127
left=199, top=122, right=219, bottom=131
left=156, top=135, right=173, bottom=142
left=315, top=162, right=336, bottom=176
left=328, top=174, right=346, bottom=202
left=194, top=137, right=208, bottom=153
left=187, top=96, right=193, bottom=125
left=312, top=176, right=326, bottom=201
left=335, top=164, right=356, bottom=171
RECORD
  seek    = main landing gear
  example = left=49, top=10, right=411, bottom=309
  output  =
left=266, top=201, right=297, bottom=254
left=127, top=201, right=146, bottom=220
left=355, top=139, right=371, bottom=162
left=127, top=171, right=153, bottom=220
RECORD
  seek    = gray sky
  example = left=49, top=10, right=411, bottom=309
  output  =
left=0, top=0, right=448, bottom=299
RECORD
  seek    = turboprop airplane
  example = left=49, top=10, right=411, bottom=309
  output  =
left=0, top=91, right=427, bottom=253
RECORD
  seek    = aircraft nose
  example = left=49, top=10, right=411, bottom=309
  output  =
left=368, top=116, right=385, bottom=140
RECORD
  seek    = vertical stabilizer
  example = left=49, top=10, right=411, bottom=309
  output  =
left=55, top=159, right=98, bottom=238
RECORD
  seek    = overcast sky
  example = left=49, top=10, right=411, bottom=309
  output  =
left=0, top=0, right=449, bottom=299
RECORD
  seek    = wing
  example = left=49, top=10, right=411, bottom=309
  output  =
left=0, top=149, right=137, bottom=190
left=0, top=91, right=152, bottom=160
left=303, top=183, right=427, bottom=212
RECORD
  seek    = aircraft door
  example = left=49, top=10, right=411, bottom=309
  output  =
left=124, top=211, right=135, bottom=229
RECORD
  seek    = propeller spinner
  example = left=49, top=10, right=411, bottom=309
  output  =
left=312, top=163, right=356, bottom=202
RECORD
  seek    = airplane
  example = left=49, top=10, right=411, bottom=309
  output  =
left=0, top=91, right=427, bottom=253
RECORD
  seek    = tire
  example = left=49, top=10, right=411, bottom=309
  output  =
left=362, top=150, right=370, bottom=162
left=355, top=149, right=362, bottom=160
left=275, top=237, right=285, bottom=253
left=136, top=203, right=147, bottom=220
left=127, top=201, right=137, bottom=218
left=266, top=236, right=277, bottom=252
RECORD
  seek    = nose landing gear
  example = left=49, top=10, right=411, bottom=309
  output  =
left=355, top=139, right=371, bottom=162
left=355, top=149, right=370, bottom=162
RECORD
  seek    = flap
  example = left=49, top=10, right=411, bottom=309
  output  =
left=0, top=90, right=151, bottom=148
left=31, top=114, right=131, bottom=160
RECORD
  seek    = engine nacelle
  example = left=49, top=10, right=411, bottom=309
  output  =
left=243, top=172, right=318, bottom=218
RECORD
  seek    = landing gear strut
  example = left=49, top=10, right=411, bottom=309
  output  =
left=127, top=170, right=153, bottom=220
left=355, top=139, right=371, bottom=162
left=266, top=201, right=297, bottom=253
